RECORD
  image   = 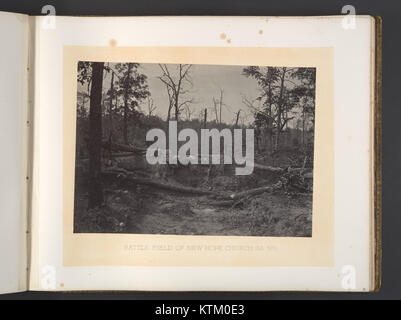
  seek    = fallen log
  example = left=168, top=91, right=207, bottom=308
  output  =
left=228, top=181, right=283, bottom=200
left=101, top=141, right=147, bottom=154
left=103, top=169, right=217, bottom=196
left=102, top=167, right=307, bottom=203
left=111, top=152, right=136, bottom=158
left=208, top=197, right=253, bottom=208
left=207, top=200, right=236, bottom=207
left=253, top=163, right=312, bottom=174
left=206, top=182, right=284, bottom=207
left=100, top=145, right=312, bottom=176
left=253, top=163, right=284, bottom=173
left=103, top=168, right=295, bottom=201
left=129, top=178, right=215, bottom=195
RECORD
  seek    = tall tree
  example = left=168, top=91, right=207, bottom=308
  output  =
left=104, top=64, right=120, bottom=158
left=288, top=68, right=316, bottom=147
left=115, top=63, right=150, bottom=144
left=275, top=67, right=287, bottom=150
left=243, top=66, right=279, bottom=151
left=88, top=62, right=104, bottom=208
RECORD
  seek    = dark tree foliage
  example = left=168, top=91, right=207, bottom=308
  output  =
left=242, top=66, right=315, bottom=152
left=77, top=61, right=92, bottom=86
left=115, top=63, right=150, bottom=144
left=292, top=68, right=316, bottom=122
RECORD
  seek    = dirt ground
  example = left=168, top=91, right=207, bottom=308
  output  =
left=74, top=159, right=313, bottom=237
left=129, top=191, right=312, bottom=237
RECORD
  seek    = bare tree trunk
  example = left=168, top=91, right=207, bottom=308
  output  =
left=123, top=96, right=128, bottom=144
left=174, top=65, right=182, bottom=121
left=213, top=98, right=219, bottom=122
left=203, top=108, right=207, bottom=129
left=103, top=170, right=216, bottom=196
left=123, top=63, right=133, bottom=145
left=108, top=72, right=114, bottom=159
left=174, top=99, right=179, bottom=121
left=219, top=90, right=223, bottom=124
left=302, top=107, right=305, bottom=148
left=88, top=62, right=104, bottom=208
left=266, top=84, right=274, bottom=153
left=85, top=81, right=91, bottom=109
left=165, top=84, right=173, bottom=123
left=159, top=64, right=192, bottom=123
left=275, top=67, right=287, bottom=151
left=235, top=110, right=241, bottom=127
left=255, top=126, right=261, bottom=153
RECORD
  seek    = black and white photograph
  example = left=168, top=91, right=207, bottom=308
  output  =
left=73, top=62, right=316, bottom=237
left=0, top=0, right=393, bottom=299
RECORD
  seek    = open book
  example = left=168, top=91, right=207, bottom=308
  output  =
left=0, top=12, right=381, bottom=294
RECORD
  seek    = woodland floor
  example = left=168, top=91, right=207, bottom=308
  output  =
left=74, top=152, right=313, bottom=237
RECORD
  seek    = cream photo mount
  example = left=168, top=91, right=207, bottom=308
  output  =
left=62, top=46, right=334, bottom=267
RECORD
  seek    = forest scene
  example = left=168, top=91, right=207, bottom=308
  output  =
left=74, top=61, right=316, bottom=237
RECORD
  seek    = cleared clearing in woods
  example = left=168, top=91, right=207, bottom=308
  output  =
left=75, top=63, right=315, bottom=237
left=74, top=150, right=313, bottom=237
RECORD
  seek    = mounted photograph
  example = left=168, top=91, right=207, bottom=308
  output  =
left=73, top=62, right=316, bottom=237
left=0, top=12, right=379, bottom=292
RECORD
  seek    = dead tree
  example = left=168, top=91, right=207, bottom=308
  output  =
left=212, top=89, right=225, bottom=124
left=123, top=63, right=133, bottom=144
left=235, top=110, right=241, bottom=127
left=212, top=97, right=219, bottom=122
left=183, top=104, right=193, bottom=120
left=165, top=83, right=174, bottom=122
left=158, top=64, right=193, bottom=121
left=107, top=69, right=115, bottom=160
left=103, top=169, right=216, bottom=196
left=219, top=89, right=223, bottom=124
left=146, top=97, right=157, bottom=116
